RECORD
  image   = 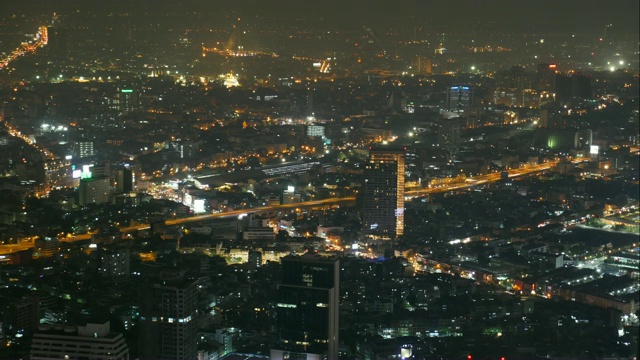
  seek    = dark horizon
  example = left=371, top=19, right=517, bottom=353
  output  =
left=2, top=0, right=639, bottom=33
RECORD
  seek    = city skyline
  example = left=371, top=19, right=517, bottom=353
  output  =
left=0, top=1, right=638, bottom=359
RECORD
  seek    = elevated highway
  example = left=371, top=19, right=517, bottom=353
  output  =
left=0, top=160, right=565, bottom=255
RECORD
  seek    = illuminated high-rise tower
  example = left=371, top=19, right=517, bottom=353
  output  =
left=112, top=88, right=140, bottom=115
left=362, top=146, right=405, bottom=240
left=445, top=85, right=474, bottom=112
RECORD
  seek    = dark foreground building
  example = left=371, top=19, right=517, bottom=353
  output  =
left=138, top=270, right=198, bottom=360
left=271, top=254, right=340, bottom=360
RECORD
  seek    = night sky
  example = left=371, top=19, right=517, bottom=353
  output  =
left=2, top=0, right=638, bottom=33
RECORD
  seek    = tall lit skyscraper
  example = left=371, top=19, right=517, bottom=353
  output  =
left=362, top=147, right=405, bottom=240
left=115, top=88, right=139, bottom=114
left=445, top=85, right=474, bottom=112
left=271, top=254, right=340, bottom=360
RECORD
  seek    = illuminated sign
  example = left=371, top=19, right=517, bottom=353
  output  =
left=121, top=89, right=133, bottom=93
left=590, top=145, right=599, bottom=155
left=193, top=199, right=205, bottom=214
left=81, top=165, right=93, bottom=179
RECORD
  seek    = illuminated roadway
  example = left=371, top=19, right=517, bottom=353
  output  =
left=406, top=161, right=560, bottom=197
left=0, top=160, right=565, bottom=255
left=0, top=118, right=58, bottom=161
left=0, top=26, right=48, bottom=70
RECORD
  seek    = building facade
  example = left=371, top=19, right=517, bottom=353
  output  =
left=271, top=254, right=340, bottom=360
left=99, top=248, right=130, bottom=278
left=362, top=147, right=405, bottom=240
left=437, top=116, right=465, bottom=156
left=73, top=141, right=95, bottom=159
left=445, top=85, right=474, bottom=112
left=116, top=168, right=133, bottom=193
left=34, top=236, right=60, bottom=257
left=139, top=273, right=198, bottom=360
left=30, top=321, right=129, bottom=360
left=79, top=176, right=110, bottom=205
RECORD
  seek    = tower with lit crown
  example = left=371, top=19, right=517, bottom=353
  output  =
left=362, top=146, right=406, bottom=240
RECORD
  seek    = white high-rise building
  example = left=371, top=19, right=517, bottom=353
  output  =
left=79, top=176, right=110, bottom=205
left=30, top=321, right=129, bottom=360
